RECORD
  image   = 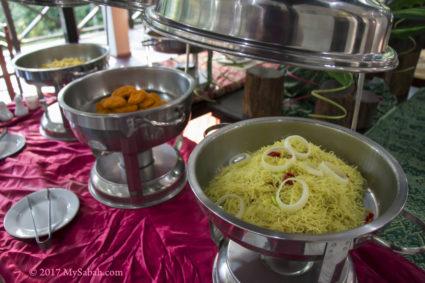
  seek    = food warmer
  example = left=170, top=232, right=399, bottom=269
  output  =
left=58, top=66, right=195, bottom=209
left=188, top=117, right=425, bottom=283
left=143, top=0, right=424, bottom=282
left=13, top=43, right=109, bottom=141
left=87, top=0, right=157, bottom=10
left=144, top=0, right=398, bottom=130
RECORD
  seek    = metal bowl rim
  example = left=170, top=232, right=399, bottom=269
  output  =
left=58, top=65, right=196, bottom=118
left=13, top=43, right=109, bottom=72
left=144, top=6, right=398, bottom=72
left=187, top=116, right=408, bottom=242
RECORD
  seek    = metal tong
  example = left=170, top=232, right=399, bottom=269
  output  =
left=26, top=189, right=52, bottom=250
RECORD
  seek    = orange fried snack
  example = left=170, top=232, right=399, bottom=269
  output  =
left=100, top=95, right=127, bottom=109
left=111, top=85, right=136, bottom=99
left=113, top=105, right=138, bottom=113
left=95, top=86, right=168, bottom=114
left=95, top=102, right=111, bottom=114
left=138, top=96, right=155, bottom=109
left=145, top=100, right=167, bottom=110
left=128, top=90, right=147, bottom=105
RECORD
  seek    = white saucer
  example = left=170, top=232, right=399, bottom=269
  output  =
left=0, top=133, right=26, bottom=160
left=4, top=188, right=80, bottom=239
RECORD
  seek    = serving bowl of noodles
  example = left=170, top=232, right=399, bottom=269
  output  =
left=187, top=117, right=409, bottom=259
left=13, top=43, right=109, bottom=88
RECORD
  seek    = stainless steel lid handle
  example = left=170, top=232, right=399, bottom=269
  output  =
left=203, top=123, right=231, bottom=138
left=372, top=209, right=425, bottom=255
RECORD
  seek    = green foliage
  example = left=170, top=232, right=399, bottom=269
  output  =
left=0, top=3, right=104, bottom=42
left=326, top=72, right=353, bottom=89
left=388, top=0, right=425, bottom=38
left=388, top=0, right=425, bottom=11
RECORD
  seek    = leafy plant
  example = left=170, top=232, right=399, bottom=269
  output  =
left=308, top=72, right=353, bottom=120
left=387, top=0, right=425, bottom=38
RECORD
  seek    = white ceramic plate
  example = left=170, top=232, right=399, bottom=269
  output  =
left=4, top=188, right=80, bottom=239
left=0, top=133, right=26, bottom=160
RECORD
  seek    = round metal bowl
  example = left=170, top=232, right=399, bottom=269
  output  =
left=58, top=66, right=195, bottom=152
left=87, top=0, right=156, bottom=10
left=187, top=117, right=408, bottom=259
left=13, top=43, right=109, bottom=88
left=145, top=0, right=398, bottom=72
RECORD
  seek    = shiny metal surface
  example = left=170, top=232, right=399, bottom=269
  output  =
left=58, top=66, right=195, bottom=152
left=89, top=144, right=186, bottom=209
left=145, top=0, right=398, bottom=72
left=59, top=66, right=195, bottom=208
left=213, top=240, right=357, bottom=283
left=39, top=102, right=76, bottom=141
left=187, top=117, right=408, bottom=255
left=86, top=0, right=156, bottom=10
left=8, top=0, right=85, bottom=6
left=13, top=43, right=109, bottom=88
left=142, top=30, right=204, bottom=54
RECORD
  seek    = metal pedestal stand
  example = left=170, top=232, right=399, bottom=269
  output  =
left=36, top=85, right=76, bottom=141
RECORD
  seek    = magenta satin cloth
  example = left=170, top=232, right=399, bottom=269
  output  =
left=1, top=102, right=424, bottom=283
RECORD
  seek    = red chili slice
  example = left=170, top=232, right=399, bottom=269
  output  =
left=282, top=172, right=295, bottom=185
left=364, top=212, right=374, bottom=224
left=267, top=151, right=281, bottom=157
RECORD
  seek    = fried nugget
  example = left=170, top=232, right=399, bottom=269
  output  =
left=111, top=85, right=136, bottom=99
left=128, top=89, right=147, bottom=105
left=148, top=92, right=161, bottom=103
left=95, top=101, right=111, bottom=114
left=113, top=104, right=138, bottom=113
left=144, top=100, right=168, bottom=110
left=138, top=96, right=155, bottom=109
left=101, top=96, right=127, bottom=109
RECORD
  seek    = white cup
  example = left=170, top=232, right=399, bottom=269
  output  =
left=25, top=95, right=39, bottom=110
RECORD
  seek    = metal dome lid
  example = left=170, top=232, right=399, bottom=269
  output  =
left=144, top=0, right=398, bottom=72
left=87, top=0, right=156, bottom=10
left=8, top=0, right=86, bottom=7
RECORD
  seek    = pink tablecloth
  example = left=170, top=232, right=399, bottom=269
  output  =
left=0, top=102, right=424, bottom=283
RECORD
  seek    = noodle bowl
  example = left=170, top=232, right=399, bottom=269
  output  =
left=205, top=136, right=368, bottom=234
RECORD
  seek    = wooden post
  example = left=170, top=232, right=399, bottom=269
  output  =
left=243, top=66, right=284, bottom=117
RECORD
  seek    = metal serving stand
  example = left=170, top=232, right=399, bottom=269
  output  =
left=13, top=43, right=109, bottom=141
left=142, top=0, right=401, bottom=282
left=144, top=0, right=398, bottom=131
left=58, top=66, right=195, bottom=209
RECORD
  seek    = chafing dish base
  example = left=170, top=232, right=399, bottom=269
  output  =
left=88, top=143, right=186, bottom=209
left=39, top=102, right=76, bottom=141
left=213, top=240, right=356, bottom=283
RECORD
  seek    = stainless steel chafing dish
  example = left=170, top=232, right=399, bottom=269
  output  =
left=87, top=0, right=156, bottom=10
left=144, top=0, right=398, bottom=72
left=187, top=117, right=425, bottom=282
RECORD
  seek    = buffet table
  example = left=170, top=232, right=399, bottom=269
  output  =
left=1, top=100, right=425, bottom=283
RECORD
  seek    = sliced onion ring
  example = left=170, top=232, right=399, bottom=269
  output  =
left=216, top=194, right=245, bottom=218
left=261, top=146, right=295, bottom=172
left=284, top=135, right=311, bottom=159
left=301, top=161, right=323, bottom=176
left=276, top=178, right=309, bottom=212
left=319, top=161, right=349, bottom=185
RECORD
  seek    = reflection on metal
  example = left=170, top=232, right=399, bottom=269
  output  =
left=144, top=0, right=398, bottom=72
left=88, top=0, right=157, bottom=11
left=8, top=0, right=85, bottom=7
